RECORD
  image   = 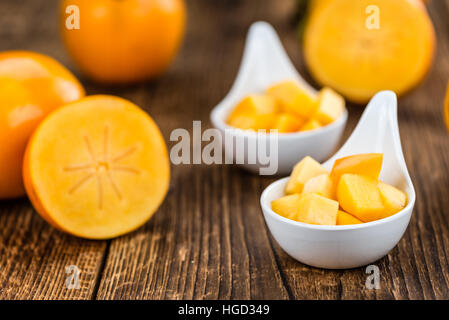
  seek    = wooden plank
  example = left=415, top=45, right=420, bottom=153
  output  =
left=0, top=199, right=107, bottom=299
left=96, top=165, right=291, bottom=299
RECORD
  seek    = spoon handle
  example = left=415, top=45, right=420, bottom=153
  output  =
left=230, top=21, right=316, bottom=98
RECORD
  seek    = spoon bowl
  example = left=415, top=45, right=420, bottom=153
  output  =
left=260, top=91, right=416, bottom=269
left=211, top=21, right=347, bottom=175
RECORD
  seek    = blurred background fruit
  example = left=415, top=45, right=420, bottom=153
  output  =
left=444, top=81, right=449, bottom=132
left=0, top=51, right=85, bottom=199
left=300, top=0, right=435, bottom=103
left=60, top=0, right=186, bottom=84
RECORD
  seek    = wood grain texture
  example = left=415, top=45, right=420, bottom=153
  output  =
left=1, top=0, right=449, bottom=300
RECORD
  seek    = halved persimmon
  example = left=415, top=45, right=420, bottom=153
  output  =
left=23, top=95, right=170, bottom=239
left=303, top=0, right=435, bottom=103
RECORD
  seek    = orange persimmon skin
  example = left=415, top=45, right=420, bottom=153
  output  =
left=444, top=81, right=449, bottom=133
left=60, top=0, right=186, bottom=84
left=0, top=51, right=85, bottom=199
left=330, top=153, right=383, bottom=184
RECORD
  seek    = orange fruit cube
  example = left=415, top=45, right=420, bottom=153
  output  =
left=267, top=80, right=317, bottom=118
left=271, top=194, right=302, bottom=220
left=227, top=94, right=278, bottom=130
left=336, top=210, right=363, bottom=225
left=285, top=156, right=328, bottom=194
left=315, top=87, right=345, bottom=125
left=295, top=193, right=338, bottom=225
left=378, top=181, right=407, bottom=216
left=302, top=174, right=335, bottom=199
left=227, top=114, right=274, bottom=131
left=273, top=113, right=304, bottom=133
left=331, top=153, right=383, bottom=183
left=228, top=94, right=278, bottom=118
left=337, top=174, right=385, bottom=222
left=301, top=119, right=322, bottom=131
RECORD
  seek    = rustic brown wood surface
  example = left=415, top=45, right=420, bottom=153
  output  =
left=1, top=0, right=449, bottom=300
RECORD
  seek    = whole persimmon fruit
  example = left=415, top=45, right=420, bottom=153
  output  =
left=0, top=51, right=85, bottom=199
left=60, top=0, right=186, bottom=84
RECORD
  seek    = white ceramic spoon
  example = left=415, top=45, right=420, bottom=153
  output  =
left=210, top=21, right=348, bottom=175
left=260, top=91, right=416, bottom=269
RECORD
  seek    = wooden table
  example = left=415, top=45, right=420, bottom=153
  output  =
left=1, top=0, right=449, bottom=300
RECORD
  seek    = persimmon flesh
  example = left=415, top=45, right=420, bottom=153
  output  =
left=303, top=0, right=435, bottom=103
left=23, top=95, right=170, bottom=239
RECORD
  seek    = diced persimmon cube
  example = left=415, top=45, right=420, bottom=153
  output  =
left=315, top=87, right=345, bottom=125
left=271, top=194, right=301, bottom=220
left=228, top=114, right=254, bottom=130
left=285, top=156, right=328, bottom=194
left=273, top=113, right=304, bottom=133
left=228, top=94, right=278, bottom=119
left=337, top=174, right=385, bottom=222
left=302, top=174, right=335, bottom=199
left=301, top=119, right=322, bottom=131
left=337, top=210, right=363, bottom=225
left=267, top=80, right=317, bottom=118
left=331, top=153, right=383, bottom=183
left=378, top=181, right=407, bottom=216
left=296, top=193, right=338, bottom=225
left=227, top=114, right=273, bottom=131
